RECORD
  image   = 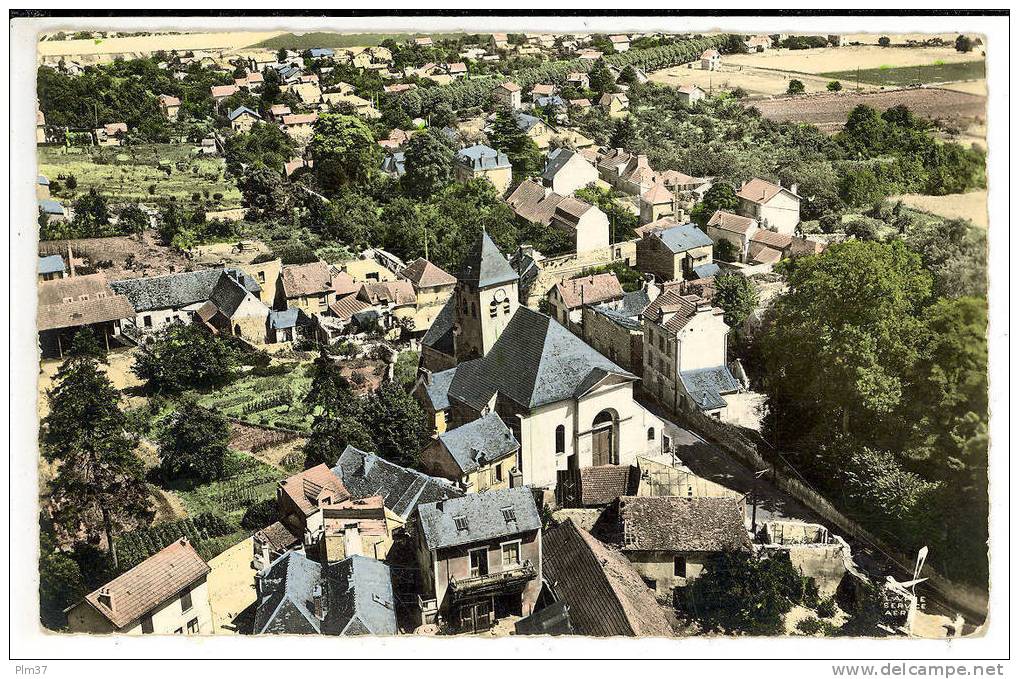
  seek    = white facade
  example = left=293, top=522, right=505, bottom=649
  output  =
left=67, top=577, right=213, bottom=635
left=739, top=190, right=800, bottom=235
left=132, top=304, right=203, bottom=334
left=571, top=207, right=611, bottom=253
left=547, top=152, right=599, bottom=195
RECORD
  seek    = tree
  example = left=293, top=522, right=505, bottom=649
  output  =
left=308, top=113, right=381, bottom=193
left=616, top=65, right=639, bottom=87
left=787, top=79, right=805, bottom=95
left=401, top=130, right=454, bottom=199
left=878, top=36, right=891, bottom=47
left=158, top=397, right=229, bottom=483
left=276, top=47, right=288, bottom=63
left=133, top=323, right=238, bottom=393
left=117, top=203, right=150, bottom=234
left=71, top=188, right=112, bottom=236
left=39, top=513, right=87, bottom=630
left=486, top=108, right=544, bottom=180
left=303, top=353, right=371, bottom=468
left=361, top=383, right=431, bottom=467
left=690, top=181, right=739, bottom=227
left=319, top=187, right=382, bottom=250
left=224, top=122, right=297, bottom=175
left=41, top=341, right=152, bottom=569
left=378, top=197, right=427, bottom=260
left=430, top=102, right=458, bottom=129
left=588, top=59, right=616, bottom=94
left=238, top=166, right=293, bottom=223
left=827, top=80, right=842, bottom=92
left=955, top=35, right=974, bottom=53
left=686, top=551, right=814, bottom=635
left=609, top=116, right=637, bottom=149
left=713, top=272, right=758, bottom=329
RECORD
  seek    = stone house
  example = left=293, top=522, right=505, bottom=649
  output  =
left=413, top=366, right=457, bottom=435
left=505, top=179, right=609, bottom=253
left=210, top=84, right=240, bottom=107
left=279, top=113, right=318, bottom=149
left=636, top=223, right=714, bottom=282
left=37, top=273, right=135, bottom=357
left=736, top=177, right=801, bottom=235
left=677, top=84, right=706, bottom=106
left=37, top=254, right=65, bottom=281
left=598, top=91, right=629, bottom=118
left=546, top=272, right=624, bottom=333
left=66, top=538, right=212, bottom=635
left=228, top=106, right=261, bottom=133
left=94, top=122, right=128, bottom=146
left=745, top=35, right=771, bottom=52
left=157, top=94, right=181, bottom=120
left=196, top=270, right=272, bottom=345
left=639, top=182, right=678, bottom=225
left=566, top=71, right=590, bottom=89
left=581, top=285, right=657, bottom=376
left=455, top=144, right=513, bottom=195
left=399, top=257, right=457, bottom=334
left=492, top=81, right=522, bottom=110
left=252, top=521, right=301, bottom=572
left=277, top=261, right=351, bottom=315
left=420, top=412, right=520, bottom=493
left=617, top=495, right=750, bottom=601
left=609, top=34, right=631, bottom=52
left=490, top=33, right=509, bottom=50
left=508, top=112, right=556, bottom=149
left=541, top=146, right=598, bottom=195
left=356, top=279, right=418, bottom=335
left=706, top=209, right=758, bottom=262
left=414, top=486, right=542, bottom=632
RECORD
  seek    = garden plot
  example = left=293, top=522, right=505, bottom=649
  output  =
left=198, top=362, right=315, bottom=432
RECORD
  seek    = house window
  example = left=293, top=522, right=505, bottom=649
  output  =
left=257, top=271, right=265, bottom=284
left=180, top=588, right=193, bottom=612
left=555, top=425, right=565, bottom=455
left=501, top=541, right=521, bottom=567
left=674, top=556, right=687, bottom=578
left=501, top=507, right=516, bottom=523
left=187, top=617, right=199, bottom=634
left=502, top=299, right=510, bottom=314
left=141, top=615, right=154, bottom=634
left=143, top=315, right=152, bottom=327
left=453, top=515, right=469, bottom=532
left=469, top=548, right=489, bottom=577
left=647, top=426, right=655, bottom=441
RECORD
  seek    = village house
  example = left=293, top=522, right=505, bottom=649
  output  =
left=196, top=270, right=272, bottom=345
left=597, top=149, right=658, bottom=196
left=380, top=150, right=406, bottom=178
left=157, top=94, right=181, bottom=120
left=286, top=78, right=322, bottom=105
left=641, top=289, right=742, bottom=418
left=490, top=32, right=509, bottom=50
left=252, top=521, right=301, bottom=572
left=383, top=82, right=416, bottom=95
left=110, top=268, right=253, bottom=334
left=421, top=412, right=520, bottom=493
left=566, top=71, right=590, bottom=89
left=745, top=35, right=772, bottom=52
left=210, top=83, right=240, bottom=107
left=538, top=519, right=673, bottom=636
left=38, top=254, right=65, bottom=282
left=399, top=257, right=457, bottom=333
left=426, top=231, right=665, bottom=488
left=617, top=495, right=750, bottom=602
left=413, top=366, right=457, bottom=435
left=581, top=284, right=658, bottom=376
left=639, top=182, right=679, bottom=225
left=324, top=92, right=381, bottom=119
left=94, top=122, right=128, bottom=146
left=542, top=146, right=598, bottom=195
left=569, top=97, right=592, bottom=110
left=700, top=49, right=721, bottom=70
left=636, top=222, right=714, bottom=282
left=267, top=307, right=309, bottom=344
left=279, top=112, right=319, bottom=148
left=37, top=273, right=134, bottom=357
left=677, top=84, right=706, bottom=107
left=228, top=106, right=261, bottom=133
left=66, top=538, right=212, bottom=635
left=736, top=177, right=801, bottom=234
left=504, top=112, right=556, bottom=149
left=706, top=210, right=758, bottom=262
left=454, top=144, right=513, bottom=195
left=414, top=486, right=542, bottom=632
left=414, top=36, right=434, bottom=47
left=530, top=82, right=556, bottom=102
left=36, top=174, right=50, bottom=200
left=38, top=198, right=69, bottom=222
left=276, top=463, right=349, bottom=544
left=336, top=250, right=401, bottom=284
left=546, top=272, right=625, bottom=333
left=609, top=34, right=631, bottom=52
left=599, top=91, right=629, bottom=118
left=235, top=71, right=265, bottom=90
left=253, top=552, right=398, bottom=635
left=356, top=279, right=418, bottom=334
left=505, top=179, right=609, bottom=253
left=267, top=103, right=292, bottom=122
left=277, top=260, right=352, bottom=315
left=745, top=229, right=825, bottom=266
left=378, top=127, right=412, bottom=152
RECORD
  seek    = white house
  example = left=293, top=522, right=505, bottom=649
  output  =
left=700, top=49, right=721, bottom=71
left=736, top=177, right=801, bottom=235
left=541, top=147, right=599, bottom=195
left=677, top=84, right=706, bottom=107
left=705, top=209, right=758, bottom=262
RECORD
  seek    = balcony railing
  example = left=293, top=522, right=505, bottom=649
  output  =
left=448, top=561, right=536, bottom=598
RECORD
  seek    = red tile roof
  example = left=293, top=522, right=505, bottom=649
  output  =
left=281, top=261, right=332, bottom=298
left=358, top=280, right=417, bottom=306
left=708, top=209, right=757, bottom=234
left=80, top=538, right=210, bottom=630
left=554, top=273, right=624, bottom=310
left=737, top=177, right=785, bottom=205
left=750, top=229, right=794, bottom=249
left=641, top=289, right=711, bottom=334
left=210, top=84, right=239, bottom=98
left=400, top=258, right=456, bottom=289
left=278, top=464, right=350, bottom=517
left=580, top=465, right=638, bottom=506
left=329, top=293, right=371, bottom=321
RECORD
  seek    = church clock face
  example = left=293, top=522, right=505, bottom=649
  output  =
left=493, top=289, right=507, bottom=303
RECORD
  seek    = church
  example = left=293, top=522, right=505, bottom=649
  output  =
left=420, top=230, right=664, bottom=490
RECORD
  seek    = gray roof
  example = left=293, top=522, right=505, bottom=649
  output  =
left=438, top=412, right=519, bottom=474
left=110, top=268, right=226, bottom=312
left=39, top=199, right=64, bottom=215
left=228, top=106, right=261, bottom=122
left=38, top=254, right=65, bottom=275
left=456, top=144, right=511, bottom=171
left=309, top=48, right=334, bottom=58
left=456, top=230, right=518, bottom=288
left=207, top=271, right=255, bottom=316
left=589, top=289, right=651, bottom=331
left=655, top=223, right=713, bottom=254
left=542, top=146, right=576, bottom=182
left=268, top=308, right=300, bottom=329
left=679, top=365, right=740, bottom=411
left=515, top=601, right=574, bottom=635
left=38, top=174, right=50, bottom=186
left=380, top=151, right=406, bottom=176
left=535, top=95, right=566, bottom=108
left=420, top=367, right=456, bottom=411
left=447, top=306, right=635, bottom=410
left=333, top=445, right=463, bottom=521
left=417, top=486, right=541, bottom=551
left=421, top=295, right=455, bottom=356
left=693, top=263, right=721, bottom=279
left=254, top=552, right=398, bottom=635
left=515, top=112, right=545, bottom=132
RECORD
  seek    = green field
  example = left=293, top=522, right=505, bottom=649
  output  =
left=254, top=31, right=479, bottom=50
left=198, top=362, right=315, bottom=432
left=821, top=60, right=985, bottom=87
left=37, top=143, right=242, bottom=209
left=171, top=450, right=281, bottom=525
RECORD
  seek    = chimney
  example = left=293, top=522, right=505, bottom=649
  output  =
left=313, top=584, right=325, bottom=621
left=788, top=183, right=798, bottom=195
left=97, top=587, right=114, bottom=611
left=644, top=276, right=661, bottom=303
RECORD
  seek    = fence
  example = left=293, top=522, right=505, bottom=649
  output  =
left=673, top=405, right=989, bottom=621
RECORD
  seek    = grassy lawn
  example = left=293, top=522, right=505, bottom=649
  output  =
left=197, top=362, right=315, bottom=432
left=254, top=31, right=474, bottom=50
left=37, top=143, right=242, bottom=209
left=821, top=60, right=985, bottom=87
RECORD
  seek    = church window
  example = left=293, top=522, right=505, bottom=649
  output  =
left=555, top=425, right=565, bottom=454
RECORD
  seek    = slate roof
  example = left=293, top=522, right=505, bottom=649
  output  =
left=204, top=271, right=257, bottom=317
left=278, top=464, right=350, bottom=517
left=692, top=262, right=721, bottom=279
left=438, top=412, right=519, bottom=474
left=680, top=365, right=741, bottom=411
left=456, top=230, right=519, bottom=288
left=446, top=306, right=635, bottom=410
left=542, top=519, right=672, bottom=637
left=456, top=144, right=511, bottom=171
left=333, top=445, right=463, bottom=521
left=253, top=552, right=322, bottom=634
left=39, top=199, right=65, bottom=215
left=421, top=295, right=455, bottom=356
left=580, top=465, right=640, bottom=506
left=535, top=95, right=566, bottom=108
left=419, top=367, right=456, bottom=411
left=589, top=289, right=652, bottom=331
left=707, top=209, right=756, bottom=234
left=380, top=151, right=406, bottom=176
left=652, top=223, right=713, bottom=254
left=268, top=308, right=300, bottom=330
left=417, top=486, right=541, bottom=551
left=400, top=258, right=456, bottom=289
left=38, top=174, right=50, bottom=186
left=514, top=112, right=546, bottom=133
left=641, top=289, right=708, bottom=334
left=542, top=147, right=578, bottom=183
left=80, top=538, right=210, bottom=630
left=110, top=268, right=227, bottom=312
left=514, top=601, right=575, bottom=635
left=619, top=496, right=750, bottom=552
left=38, top=254, right=65, bottom=275
left=309, top=48, right=334, bottom=58
left=553, top=273, right=624, bottom=310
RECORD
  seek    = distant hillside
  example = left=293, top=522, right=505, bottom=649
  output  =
left=254, top=31, right=480, bottom=50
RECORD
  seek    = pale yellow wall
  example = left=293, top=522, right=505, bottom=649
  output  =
left=625, top=551, right=710, bottom=597
left=231, top=115, right=258, bottom=133
left=337, top=258, right=396, bottom=284
left=288, top=292, right=330, bottom=315
left=238, top=259, right=282, bottom=306
left=454, top=280, right=519, bottom=360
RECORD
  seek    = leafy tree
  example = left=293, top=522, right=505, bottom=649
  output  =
left=238, top=166, right=293, bottom=223
left=430, top=102, right=458, bottom=129
left=687, top=551, right=814, bottom=635
left=158, top=397, right=230, bottom=483
left=827, top=80, right=842, bottom=92
left=903, top=216, right=986, bottom=299
left=401, top=130, right=454, bottom=199
left=486, top=109, right=544, bottom=180
left=303, top=353, right=371, bottom=468
left=39, top=513, right=87, bottom=630
left=616, top=65, right=640, bottom=87
left=117, top=203, right=149, bottom=234
left=588, top=59, right=616, bottom=95
left=690, top=181, right=739, bottom=227
left=787, top=79, right=805, bottom=95
left=713, top=272, right=758, bottom=329
left=609, top=116, right=637, bottom=149
left=308, top=113, right=381, bottom=192
left=41, top=342, right=152, bottom=569
left=955, top=35, right=974, bottom=53
left=878, top=36, right=891, bottom=47
left=378, top=197, right=428, bottom=260
left=318, top=187, right=382, bottom=250
left=71, top=188, right=112, bottom=236
left=133, top=323, right=238, bottom=393
left=360, top=383, right=431, bottom=467
left=224, top=122, right=297, bottom=175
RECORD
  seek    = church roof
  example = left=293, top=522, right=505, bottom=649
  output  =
left=456, top=230, right=519, bottom=289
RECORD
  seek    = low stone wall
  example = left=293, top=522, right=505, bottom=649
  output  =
left=521, top=240, right=637, bottom=307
